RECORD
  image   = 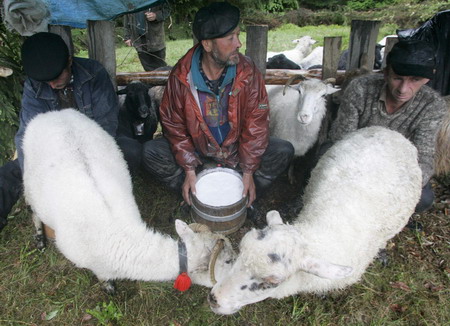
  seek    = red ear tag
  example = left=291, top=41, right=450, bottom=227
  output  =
left=174, top=272, right=192, bottom=291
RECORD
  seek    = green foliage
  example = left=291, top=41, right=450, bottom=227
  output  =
left=263, top=0, right=299, bottom=13
left=347, top=0, right=398, bottom=10
left=86, top=301, right=123, bottom=325
left=0, top=23, right=23, bottom=165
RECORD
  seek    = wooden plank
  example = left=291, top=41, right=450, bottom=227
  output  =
left=48, top=25, right=74, bottom=55
left=116, top=69, right=347, bottom=86
left=87, top=20, right=117, bottom=88
left=347, top=20, right=381, bottom=71
left=381, top=36, right=399, bottom=69
left=245, top=25, right=268, bottom=75
left=322, top=36, right=342, bottom=80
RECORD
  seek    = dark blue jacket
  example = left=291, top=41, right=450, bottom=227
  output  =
left=15, top=57, right=119, bottom=170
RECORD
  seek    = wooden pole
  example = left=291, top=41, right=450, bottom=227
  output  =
left=381, top=36, right=398, bottom=69
left=87, top=20, right=117, bottom=88
left=245, top=25, right=268, bottom=75
left=322, top=36, right=342, bottom=80
left=347, top=20, right=381, bottom=71
left=49, top=25, right=74, bottom=56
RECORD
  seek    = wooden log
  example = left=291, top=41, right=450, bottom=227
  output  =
left=322, top=36, right=342, bottom=80
left=49, top=25, right=74, bottom=55
left=87, top=20, right=117, bottom=88
left=116, top=69, right=326, bottom=86
left=245, top=25, right=268, bottom=75
left=347, top=20, right=381, bottom=71
left=381, top=36, right=399, bottom=69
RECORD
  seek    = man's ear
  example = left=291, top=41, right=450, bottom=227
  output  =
left=201, top=39, right=212, bottom=53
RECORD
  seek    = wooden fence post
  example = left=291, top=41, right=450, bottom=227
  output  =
left=245, top=25, right=268, bottom=75
left=322, top=36, right=342, bottom=80
left=49, top=25, right=74, bottom=56
left=87, top=20, right=117, bottom=88
left=347, top=20, right=381, bottom=71
left=381, top=36, right=399, bottom=69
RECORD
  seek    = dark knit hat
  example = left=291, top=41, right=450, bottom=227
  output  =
left=21, top=32, right=69, bottom=82
left=193, top=2, right=240, bottom=41
left=387, top=39, right=435, bottom=79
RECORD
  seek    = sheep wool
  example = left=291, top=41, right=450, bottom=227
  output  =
left=208, top=126, right=422, bottom=315
left=22, top=109, right=235, bottom=292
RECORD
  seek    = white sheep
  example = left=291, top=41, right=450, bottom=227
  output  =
left=435, top=95, right=450, bottom=176
left=267, top=76, right=339, bottom=183
left=22, top=109, right=236, bottom=293
left=208, top=126, right=422, bottom=315
left=298, top=46, right=323, bottom=70
left=267, top=36, right=316, bottom=65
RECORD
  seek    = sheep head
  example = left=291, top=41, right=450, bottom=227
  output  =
left=175, top=219, right=236, bottom=287
left=292, top=36, right=316, bottom=57
left=117, top=81, right=153, bottom=120
left=208, top=210, right=352, bottom=315
left=284, top=77, right=339, bottom=125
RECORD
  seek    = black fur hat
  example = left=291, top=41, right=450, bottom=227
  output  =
left=21, top=32, right=69, bottom=82
left=387, top=39, right=436, bottom=79
left=193, top=2, right=240, bottom=41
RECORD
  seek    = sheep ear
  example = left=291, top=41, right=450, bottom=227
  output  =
left=175, top=219, right=195, bottom=238
left=326, top=84, right=340, bottom=95
left=116, top=88, right=127, bottom=95
left=300, top=256, right=353, bottom=279
left=266, top=210, right=284, bottom=226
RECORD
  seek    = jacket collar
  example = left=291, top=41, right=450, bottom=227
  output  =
left=190, top=46, right=236, bottom=93
left=173, top=44, right=251, bottom=90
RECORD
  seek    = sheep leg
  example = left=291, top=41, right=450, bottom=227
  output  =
left=99, top=279, right=116, bottom=295
left=32, top=212, right=46, bottom=250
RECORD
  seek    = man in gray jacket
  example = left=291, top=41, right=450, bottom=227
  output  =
left=330, top=39, right=447, bottom=214
left=123, top=1, right=170, bottom=71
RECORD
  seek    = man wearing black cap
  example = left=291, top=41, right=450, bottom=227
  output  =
left=0, top=32, right=141, bottom=232
left=330, top=39, right=447, bottom=214
left=142, top=2, right=294, bottom=210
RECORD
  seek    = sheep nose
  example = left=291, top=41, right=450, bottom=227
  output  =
left=208, top=292, right=220, bottom=308
left=138, top=105, right=150, bottom=118
left=298, top=114, right=310, bottom=123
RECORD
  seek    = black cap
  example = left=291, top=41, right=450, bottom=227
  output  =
left=193, top=2, right=240, bottom=41
left=387, top=39, right=435, bottom=79
left=21, top=32, right=69, bottom=82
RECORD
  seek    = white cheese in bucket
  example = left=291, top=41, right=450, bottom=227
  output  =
left=195, top=171, right=243, bottom=207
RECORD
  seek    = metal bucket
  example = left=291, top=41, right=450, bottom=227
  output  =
left=190, top=167, right=247, bottom=235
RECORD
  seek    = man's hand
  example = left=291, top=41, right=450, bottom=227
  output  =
left=145, top=11, right=157, bottom=21
left=242, top=172, right=256, bottom=207
left=182, top=170, right=197, bottom=206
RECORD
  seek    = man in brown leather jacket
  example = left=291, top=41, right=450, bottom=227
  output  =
left=142, top=2, right=294, bottom=208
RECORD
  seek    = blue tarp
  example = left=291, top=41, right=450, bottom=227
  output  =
left=47, top=0, right=162, bottom=28
left=4, top=0, right=166, bottom=36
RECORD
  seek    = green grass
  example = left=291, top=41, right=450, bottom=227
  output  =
left=0, top=174, right=449, bottom=325
left=78, top=23, right=400, bottom=73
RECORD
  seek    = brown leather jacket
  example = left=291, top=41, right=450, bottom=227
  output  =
left=160, top=44, right=269, bottom=174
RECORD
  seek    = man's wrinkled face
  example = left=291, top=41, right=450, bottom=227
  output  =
left=384, top=66, right=430, bottom=104
left=209, top=27, right=242, bottom=67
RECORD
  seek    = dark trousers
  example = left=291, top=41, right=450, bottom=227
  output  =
left=415, top=181, right=434, bottom=213
left=137, top=48, right=166, bottom=71
left=116, top=134, right=143, bottom=175
left=142, top=136, right=294, bottom=195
